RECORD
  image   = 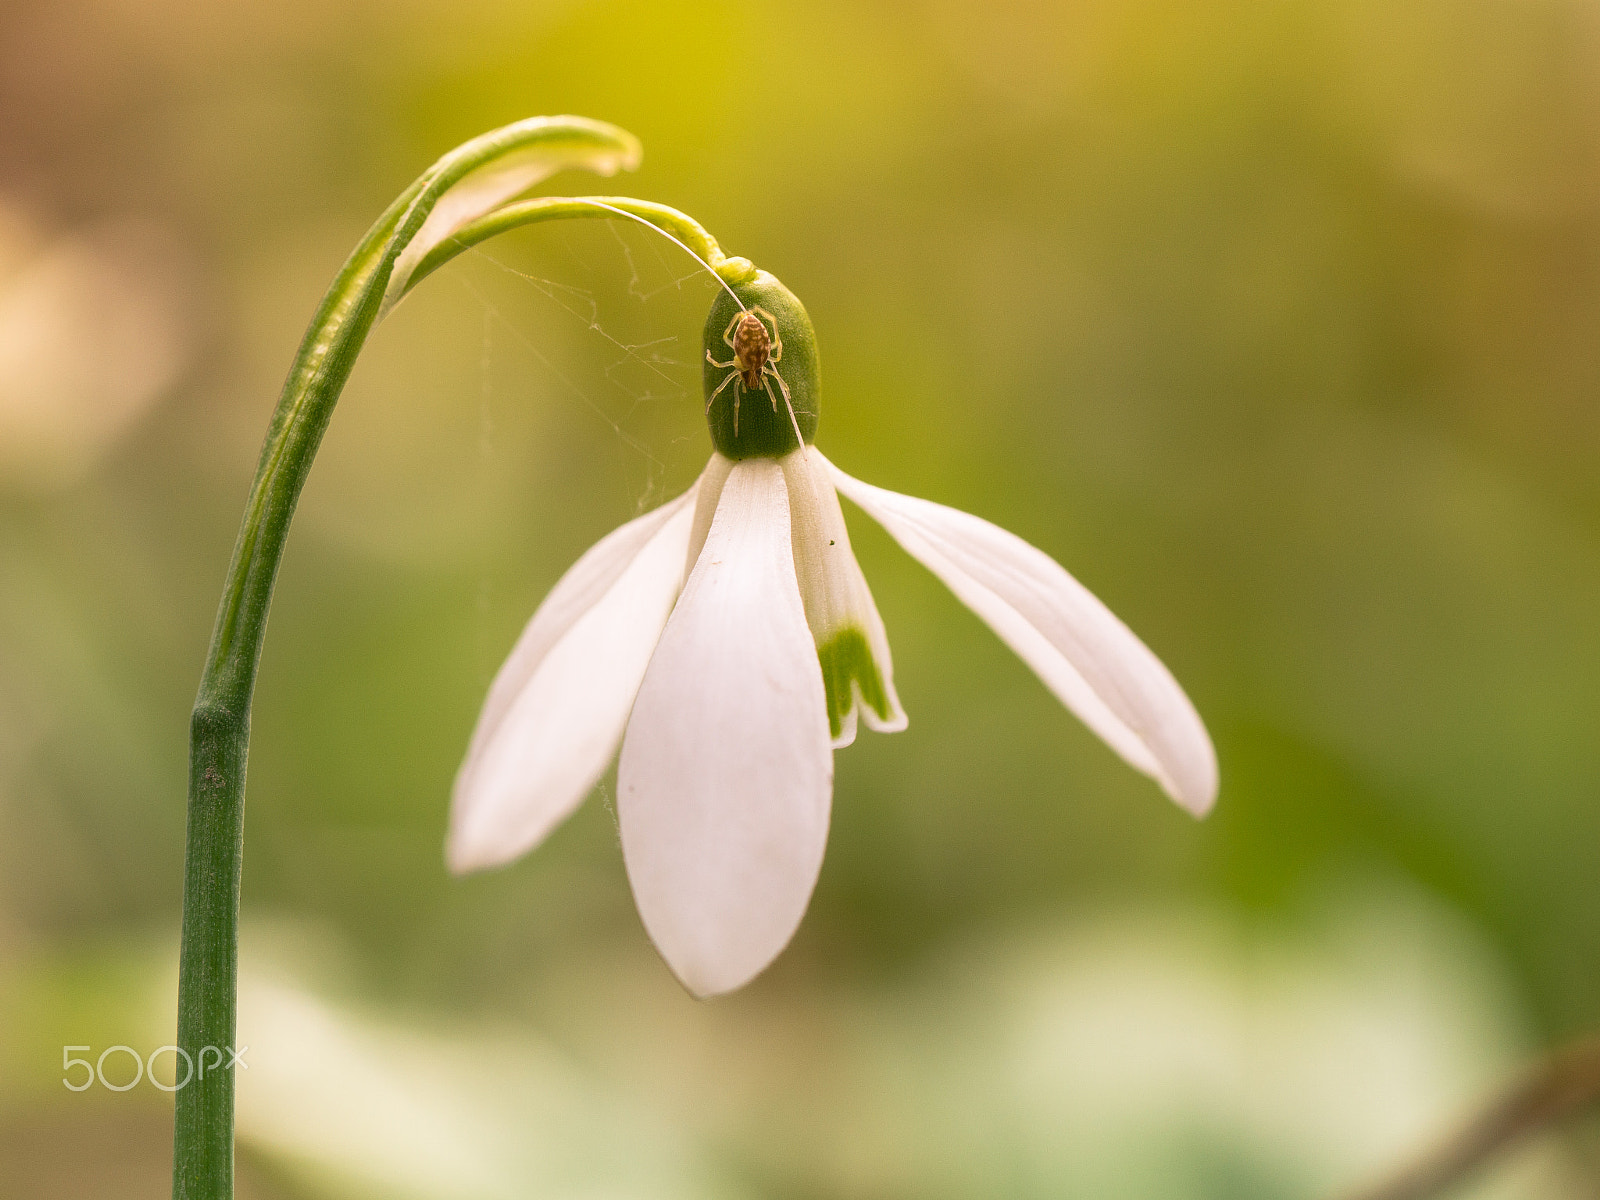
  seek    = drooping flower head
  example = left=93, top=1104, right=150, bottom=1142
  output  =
left=451, top=266, right=1216, bottom=997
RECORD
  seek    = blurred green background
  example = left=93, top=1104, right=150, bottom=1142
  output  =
left=2, top=0, right=1599, bottom=1196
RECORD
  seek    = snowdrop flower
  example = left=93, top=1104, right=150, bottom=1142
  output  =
left=450, top=270, right=1216, bottom=997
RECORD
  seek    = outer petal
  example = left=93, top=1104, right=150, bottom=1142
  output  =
left=617, top=458, right=833, bottom=997
left=448, top=482, right=698, bottom=873
left=823, top=453, right=1217, bottom=816
left=779, top=448, right=907, bottom=747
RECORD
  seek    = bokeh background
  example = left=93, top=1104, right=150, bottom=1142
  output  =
left=2, top=0, right=1599, bottom=1196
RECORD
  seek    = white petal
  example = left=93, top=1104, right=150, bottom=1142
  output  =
left=617, top=458, right=833, bottom=997
left=823, top=453, right=1217, bottom=816
left=383, top=134, right=640, bottom=314
left=684, top=451, right=734, bottom=576
left=448, top=483, right=698, bottom=873
left=779, top=448, right=907, bottom=747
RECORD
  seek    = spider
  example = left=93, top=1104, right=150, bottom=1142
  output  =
left=704, top=306, right=792, bottom=435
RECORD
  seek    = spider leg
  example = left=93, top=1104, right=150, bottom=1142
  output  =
left=765, top=364, right=806, bottom=450
left=767, top=362, right=793, bottom=405
left=705, top=368, right=739, bottom=414
left=705, top=350, right=738, bottom=369
left=752, top=306, right=783, bottom=362
left=762, top=374, right=781, bottom=414
left=722, top=311, right=742, bottom=350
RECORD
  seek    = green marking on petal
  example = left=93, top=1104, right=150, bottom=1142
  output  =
left=817, top=626, right=891, bottom=739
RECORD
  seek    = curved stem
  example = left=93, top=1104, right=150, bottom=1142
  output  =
left=172, top=115, right=644, bottom=1200
left=402, top=195, right=734, bottom=295
left=1335, top=1037, right=1600, bottom=1200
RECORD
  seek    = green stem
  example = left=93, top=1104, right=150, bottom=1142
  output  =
left=404, top=195, right=738, bottom=294
left=171, top=115, right=652, bottom=1199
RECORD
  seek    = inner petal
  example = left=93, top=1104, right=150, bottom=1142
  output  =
left=779, top=448, right=907, bottom=746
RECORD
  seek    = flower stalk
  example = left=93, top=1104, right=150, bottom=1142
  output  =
left=171, top=115, right=708, bottom=1199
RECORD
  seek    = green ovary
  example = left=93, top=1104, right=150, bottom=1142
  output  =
left=817, top=626, right=892, bottom=740
left=701, top=270, right=820, bottom=460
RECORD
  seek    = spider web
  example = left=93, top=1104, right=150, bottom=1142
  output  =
left=448, top=218, right=729, bottom=828
left=407, top=217, right=725, bottom=703
left=460, top=219, right=717, bottom=494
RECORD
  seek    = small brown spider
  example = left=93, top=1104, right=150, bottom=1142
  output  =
left=705, top=307, right=793, bottom=434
